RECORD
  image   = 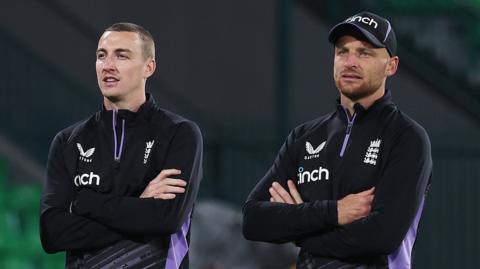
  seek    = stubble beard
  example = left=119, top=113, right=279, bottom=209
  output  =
left=336, top=79, right=382, bottom=103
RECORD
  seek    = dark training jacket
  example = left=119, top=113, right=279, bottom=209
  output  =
left=243, top=91, right=432, bottom=269
left=40, top=94, right=203, bottom=269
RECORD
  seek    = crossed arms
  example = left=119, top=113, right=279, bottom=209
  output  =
left=242, top=127, right=432, bottom=259
left=40, top=122, right=202, bottom=253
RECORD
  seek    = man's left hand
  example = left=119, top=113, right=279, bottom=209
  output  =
left=269, top=180, right=303, bottom=204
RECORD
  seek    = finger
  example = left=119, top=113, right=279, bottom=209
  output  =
left=157, top=169, right=182, bottom=179
left=269, top=187, right=285, bottom=203
left=149, top=178, right=187, bottom=187
left=148, top=178, right=187, bottom=187
left=269, top=187, right=283, bottom=203
left=162, top=186, right=186, bottom=194
left=148, top=182, right=186, bottom=195
left=155, top=193, right=176, bottom=200
left=287, top=180, right=303, bottom=204
left=272, top=182, right=294, bottom=204
left=140, top=191, right=152, bottom=198
left=161, top=178, right=187, bottom=186
left=270, top=196, right=281, bottom=203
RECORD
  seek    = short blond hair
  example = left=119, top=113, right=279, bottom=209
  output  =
left=104, top=22, right=155, bottom=60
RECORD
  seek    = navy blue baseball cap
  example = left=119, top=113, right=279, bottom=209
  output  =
left=328, top=11, right=397, bottom=56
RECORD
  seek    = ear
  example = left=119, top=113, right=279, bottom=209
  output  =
left=143, top=58, right=156, bottom=79
left=386, top=56, right=399, bottom=77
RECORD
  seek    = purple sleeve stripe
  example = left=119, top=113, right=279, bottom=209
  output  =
left=388, top=197, right=425, bottom=269
left=166, top=212, right=192, bottom=269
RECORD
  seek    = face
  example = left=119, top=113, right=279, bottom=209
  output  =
left=333, top=35, right=398, bottom=102
left=96, top=31, right=155, bottom=102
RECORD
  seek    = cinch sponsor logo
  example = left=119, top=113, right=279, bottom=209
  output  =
left=74, top=172, right=100, bottom=187
left=297, top=166, right=330, bottom=185
left=345, top=15, right=378, bottom=29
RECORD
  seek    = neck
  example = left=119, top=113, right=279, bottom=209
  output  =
left=340, top=88, right=385, bottom=116
left=103, top=92, right=146, bottom=112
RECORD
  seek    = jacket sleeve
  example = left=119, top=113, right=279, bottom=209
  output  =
left=71, top=121, right=203, bottom=236
left=297, top=126, right=432, bottom=258
left=242, top=129, right=338, bottom=243
left=40, top=132, right=123, bottom=254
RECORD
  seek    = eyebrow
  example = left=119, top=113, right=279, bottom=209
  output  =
left=335, top=45, right=376, bottom=53
left=96, top=48, right=133, bottom=54
left=114, top=48, right=132, bottom=54
left=357, top=47, right=374, bottom=53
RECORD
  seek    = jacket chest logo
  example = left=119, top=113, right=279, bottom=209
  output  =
left=304, top=141, right=326, bottom=160
left=74, top=172, right=100, bottom=186
left=364, top=139, right=381, bottom=165
left=77, top=143, right=95, bottom=163
left=144, top=140, right=155, bottom=164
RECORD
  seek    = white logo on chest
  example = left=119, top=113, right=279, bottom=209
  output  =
left=364, top=139, right=381, bottom=165
left=74, top=172, right=100, bottom=186
left=144, top=140, right=155, bottom=164
left=77, top=143, right=95, bottom=163
left=297, top=166, right=330, bottom=185
left=304, top=141, right=326, bottom=160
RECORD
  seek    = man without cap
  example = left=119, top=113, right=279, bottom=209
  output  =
left=40, top=23, right=202, bottom=269
left=243, top=11, right=432, bottom=269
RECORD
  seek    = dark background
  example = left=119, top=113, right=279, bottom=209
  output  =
left=0, top=0, right=479, bottom=268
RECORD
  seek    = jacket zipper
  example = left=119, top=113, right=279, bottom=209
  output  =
left=112, top=110, right=126, bottom=161
left=339, top=109, right=356, bottom=157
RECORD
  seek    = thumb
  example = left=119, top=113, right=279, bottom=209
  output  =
left=358, top=187, right=375, bottom=195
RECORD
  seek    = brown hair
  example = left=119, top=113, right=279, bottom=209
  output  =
left=104, top=22, right=155, bottom=60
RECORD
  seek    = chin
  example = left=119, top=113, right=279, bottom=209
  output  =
left=101, top=88, right=121, bottom=98
left=341, top=88, right=377, bottom=102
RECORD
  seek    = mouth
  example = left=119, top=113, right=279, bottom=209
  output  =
left=103, top=76, right=119, bottom=82
left=341, top=72, right=362, bottom=80
left=340, top=72, right=363, bottom=83
left=102, top=76, right=120, bottom=87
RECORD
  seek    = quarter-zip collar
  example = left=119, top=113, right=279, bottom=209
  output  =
left=336, top=90, right=394, bottom=123
left=95, top=93, right=158, bottom=161
left=335, top=90, right=394, bottom=157
left=96, top=93, right=158, bottom=126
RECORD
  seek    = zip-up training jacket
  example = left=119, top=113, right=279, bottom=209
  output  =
left=40, top=93, right=203, bottom=269
left=242, top=91, right=432, bottom=269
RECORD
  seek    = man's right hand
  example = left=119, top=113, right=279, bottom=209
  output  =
left=140, top=169, right=187, bottom=200
left=337, top=187, right=375, bottom=225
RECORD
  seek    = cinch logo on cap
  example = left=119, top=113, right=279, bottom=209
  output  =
left=345, top=15, right=378, bottom=29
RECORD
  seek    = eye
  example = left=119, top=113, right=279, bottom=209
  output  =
left=96, top=52, right=106, bottom=60
left=359, top=50, right=372, bottom=57
left=117, top=54, right=129, bottom=59
left=336, top=49, right=348, bottom=56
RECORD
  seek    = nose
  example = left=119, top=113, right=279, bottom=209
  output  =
left=102, top=55, right=116, bottom=72
left=344, top=53, right=358, bottom=68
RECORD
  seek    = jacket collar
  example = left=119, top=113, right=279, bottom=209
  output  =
left=336, top=89, right=395, bottom=122
left=96, top=93, right=157, bottom=126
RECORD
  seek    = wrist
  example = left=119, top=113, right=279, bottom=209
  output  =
left=334, top=200, right=340, bottom=225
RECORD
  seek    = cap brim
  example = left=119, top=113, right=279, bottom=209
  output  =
left=328, top=23, right=384, bottom=48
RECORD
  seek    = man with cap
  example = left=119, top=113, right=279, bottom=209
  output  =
left=242, top=11, right=432, bottom=269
